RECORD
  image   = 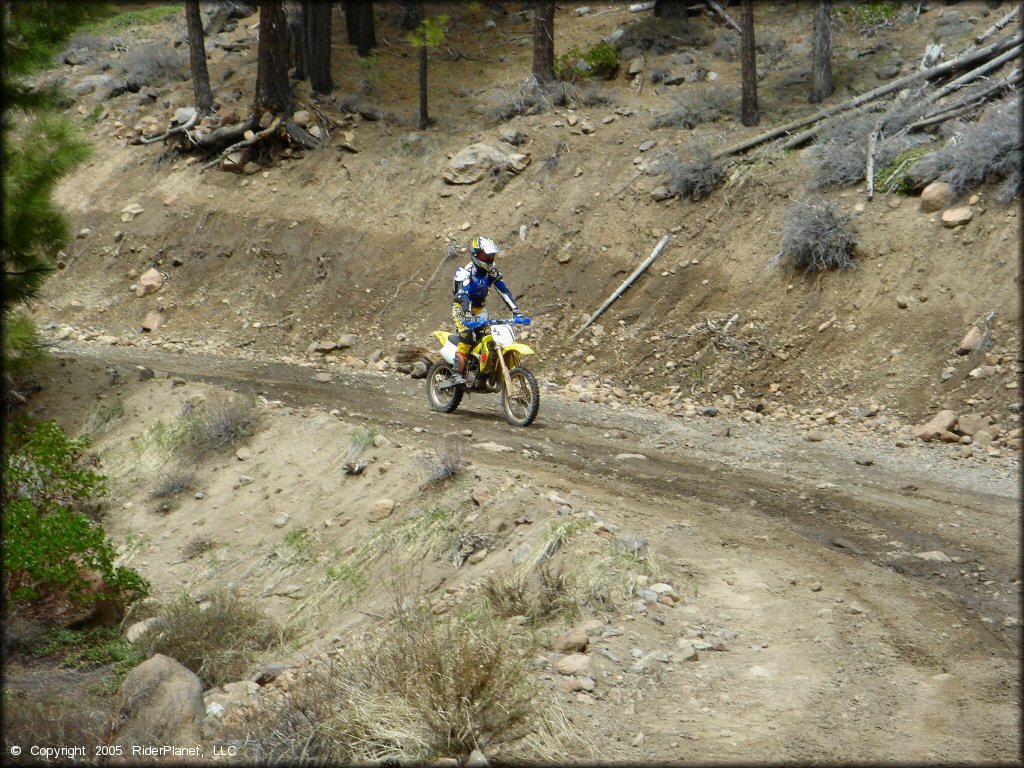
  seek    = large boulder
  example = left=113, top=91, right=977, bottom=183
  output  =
left=910, top=410, right=958, bottom=441
left=443, top=143, right=530, bottom=185
left=115, top=654, right=205, bottom=748
left=135, top=268, right=163, bottom=297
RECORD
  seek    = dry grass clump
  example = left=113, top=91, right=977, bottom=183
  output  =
left=483, top=563, right=575, bottom=624
left=134, top=590, right=288, bottom=688
left=221, top=604, right=561, bottom=762
left=149, top=461, right=196, bottom=500
left=181, top=534, right=216, bottom=560
left=182, top=395, right=258, bottom=460
left=909, top=96, right=1021, bottom=203
left=3, top=688, right=114, bottom=756
left=421, top=435, right=465, bottom=483
left=650, top=141, right=725, bottom=201
left=649, top=86, right=736, bottom=129
left=120, top=42, right=188, bottom=88
left=781, top=198, right=857, bottom=272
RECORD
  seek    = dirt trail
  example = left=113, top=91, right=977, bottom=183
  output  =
left=50, top=339, right=1021, bottom=762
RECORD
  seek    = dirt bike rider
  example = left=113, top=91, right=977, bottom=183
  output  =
left=450, top=236, right=521, bottom=385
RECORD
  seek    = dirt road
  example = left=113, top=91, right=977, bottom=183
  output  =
left=53, top=341, right=1021, bottom=761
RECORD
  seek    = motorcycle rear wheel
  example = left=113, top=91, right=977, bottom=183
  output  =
left=502, top=367, right=539, bottom=427
left=426, top=359, right=464, bottom=413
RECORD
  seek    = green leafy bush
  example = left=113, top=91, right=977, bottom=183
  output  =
left=556, top=42, right=619, bottom=81
left=3, top=420, right=149, bottom=610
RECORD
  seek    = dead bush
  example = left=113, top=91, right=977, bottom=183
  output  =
left=807, top=104, right=927, bottom=190
left=360, top=604, right=538, bottom=755
left=120, top=42, right=188, bottom=88
left=421, top=435, right=465, bottom=483
left=490, top=77, right=607, bottom=122
left=781, top=198, right=857, bottom=272
left=223, top=604, right=549, bottom=762
left=182, top=395, right=258, bottom=460
left=649, top=86, right=736, bottom=129
left=134, top=590, right=287, bottom=688
left=908, top=96, right=1021, bottom=203
left=650, top=141, right=725, bottom=201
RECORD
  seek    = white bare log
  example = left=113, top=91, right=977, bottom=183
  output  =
left=913, top=43, right=1022, bottom=113
left=714, top=30, right=1022, bottom=158
left=908, top=70, right=1021, bottom=130
left=133, top=110, right=198, bottom=145
left=705, top=0, right=742, bottom=32
left=865, top=123, right=880, bottom=200
left=572, top=235, right=670, bottom=339
left=629, top=1, right=655, bottom=12
left=975, top=4, right=1022, bottom=46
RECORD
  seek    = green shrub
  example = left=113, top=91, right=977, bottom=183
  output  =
left=556, top=42, right=619, bottom=81
left=31, top=625, right=143, bottom=681
left=2, top=420, right=149, bottom=610
left=876, top=146, right=932, bottom=195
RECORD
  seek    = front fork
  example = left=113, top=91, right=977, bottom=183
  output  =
left=494, top=343, right=514, bottom=393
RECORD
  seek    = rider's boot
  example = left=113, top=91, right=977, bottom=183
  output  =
left=451, top=351, right=469, bottom=385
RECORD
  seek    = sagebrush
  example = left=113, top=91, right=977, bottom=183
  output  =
left=421, top=435, right=464, bottom=483
left=120, top=42, right=188, bottom=87
left=781, top=198, right=857, bottom=272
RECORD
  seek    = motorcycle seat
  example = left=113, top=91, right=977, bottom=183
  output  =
left=447, top=333, right=460, bottom=346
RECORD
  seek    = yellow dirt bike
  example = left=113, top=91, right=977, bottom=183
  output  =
left=426, top=315, right=539, bottom=427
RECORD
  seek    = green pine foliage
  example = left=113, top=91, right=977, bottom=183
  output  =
left=2, top=420, right=149, bottom=610
left=2, top=112, right=92, bottom=304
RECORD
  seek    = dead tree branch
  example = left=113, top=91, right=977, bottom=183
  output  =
left=705, top=0, right=742, bottom=32
left=200, top=116, right=282, bottom=171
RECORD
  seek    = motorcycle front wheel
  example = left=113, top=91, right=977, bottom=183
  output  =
left=426, top=359, right=464, bottom=413
left=502, top=367, right=539, bottom=427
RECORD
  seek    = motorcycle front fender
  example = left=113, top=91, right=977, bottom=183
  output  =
left=502, top=342, right=534, bottom=356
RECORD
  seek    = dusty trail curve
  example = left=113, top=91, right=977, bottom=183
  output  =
left=54, top=340, right=1020, bottom=654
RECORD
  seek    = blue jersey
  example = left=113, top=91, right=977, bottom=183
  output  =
left=453, top=262, right=517, bottom=314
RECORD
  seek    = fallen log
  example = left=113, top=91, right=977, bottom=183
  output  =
left=200, top=116, right=281, bottom=171
left=131, top=110, right=198, bottom=145
left=705, top=0, right=741, bottom=32
left=974, top=3, right=1022, bottom=46
left=713, top=29, right=1022, bottom=158
left=190, top=119, right=255, bottom=150
left=572, top=235, right=670, bottom=339
left=907, top=70, right=1021, bottom=130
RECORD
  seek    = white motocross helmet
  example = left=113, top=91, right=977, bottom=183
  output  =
left=470, top=236, right=499, bottom=272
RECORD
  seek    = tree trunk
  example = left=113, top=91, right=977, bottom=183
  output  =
left=351, top=0, right=376, bottom=57
left=287, top=4, right=305, bottom=80
left=809, top=0, right=833, bottom=103
left=418, top=45, right=429, bottom=129
left=302, top=0, right=332, bottom=94
left=654, top=0, right=688, bottom=18
left=397, top=0, right=423, bottom=31
left=185, top=0, right=214, bottom=115
left=532, top=0, right=555, bottom=83
left=740, top=0, right=759, bottom=126
left=255, top=0, right=292, bottom=116
left=343, top=0, right=358, bottom=44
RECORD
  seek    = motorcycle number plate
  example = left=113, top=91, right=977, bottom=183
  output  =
left=490, top=325, right=515, bottom=346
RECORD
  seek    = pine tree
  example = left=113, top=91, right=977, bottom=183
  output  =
left=2, top=3, right=95, bottom=354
